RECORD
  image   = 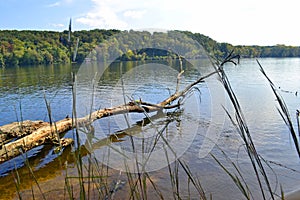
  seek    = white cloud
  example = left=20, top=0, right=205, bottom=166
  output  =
left=64, top=0, right=74, bottom=3
left=76, top=0, right=157, bottom=29
left=123, top=10, right=146, bottom=19
left=75, top=0, right=300, bottom=45
left=76, top=5, right=128, bottom=29
left=46, top=1, right=61, bottom=7
left=50, top=23, right=65, bottom=28
left=46, top=0, right=73, bottom=7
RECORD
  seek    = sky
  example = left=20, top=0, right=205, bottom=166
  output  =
left=1, top=0, right=300, bottom=46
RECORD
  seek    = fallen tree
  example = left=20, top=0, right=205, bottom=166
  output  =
left=0, top=68, right=219, bottom=164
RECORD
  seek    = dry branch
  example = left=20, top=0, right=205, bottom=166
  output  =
left=0, top=68, right=219, bottom=164
left=0, top=120, right=49, bottom=144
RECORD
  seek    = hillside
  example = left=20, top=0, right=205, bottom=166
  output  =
left=0, top=29, right=299, bottom=67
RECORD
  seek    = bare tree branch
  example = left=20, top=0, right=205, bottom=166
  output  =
left=0, top=68, right=219, bottom=163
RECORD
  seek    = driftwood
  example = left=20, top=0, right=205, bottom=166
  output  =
left=0, top=112, right=167, bottom=199
left=0, top=120, right=49, bottom=144
left=0, top=69, right=218, bottom=164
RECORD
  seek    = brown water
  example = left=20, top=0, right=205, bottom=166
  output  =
left=0, top=58, right=300, bottom=199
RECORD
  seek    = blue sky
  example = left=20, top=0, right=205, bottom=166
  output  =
left=1, top=0, right=300, bottom=46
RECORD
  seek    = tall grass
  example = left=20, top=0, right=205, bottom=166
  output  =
left=205, top=53, right=300, bottom=200
left=258, top=60, right=300, bottom=157
left=5, top=34, right=300, bottom=199
left=12, top=163, right=22, bottom=200
left=209, top=51, right=275, bottom=200
left=297, top=109, right=300, bottom=138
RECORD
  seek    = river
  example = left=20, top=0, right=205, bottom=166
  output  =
left=0, top=58, right=299, bottom=199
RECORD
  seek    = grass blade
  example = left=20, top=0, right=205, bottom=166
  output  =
left=258, top=60, right=300, bottom=157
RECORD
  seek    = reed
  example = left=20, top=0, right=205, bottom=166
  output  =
left=5, top=27, right=300, bottom=199
left=208, top=51, right=275, bottom=200
left=258, top=60, right=300, bottom=157
left=12, top=163, right=22, bottom=200
left=23, top=153, right=46, bottom=200
left=297, top=109, right=300, bottom=138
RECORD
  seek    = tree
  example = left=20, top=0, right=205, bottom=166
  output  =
left=42, top=50, right=53, bottom=64
left=20, top=48, right=43, bottom=65
left=0, top=29, right=299, bottom=66
left=0, top=54, right=5, bottom=67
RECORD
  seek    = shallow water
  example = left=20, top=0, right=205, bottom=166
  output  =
left=0, top=58, right=300, bottom=199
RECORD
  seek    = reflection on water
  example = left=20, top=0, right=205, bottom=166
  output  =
left=0, top=58, right=300, bottom=199
left=0, top=64, right=78, bottom=126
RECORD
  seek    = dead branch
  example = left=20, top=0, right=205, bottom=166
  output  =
left=0, top=68, right=219, bottom=164
left=0, top=120, right=49, bottom=144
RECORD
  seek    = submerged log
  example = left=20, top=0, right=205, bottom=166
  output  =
left=0, top=69, right=218, bottom=164
left=0, top=101, right=171, bottom=163
left=0, top=120, right=49, bottom=144
left=0, top=118, right=72, bottom=163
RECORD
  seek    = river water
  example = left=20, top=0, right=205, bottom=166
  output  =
left=0, top=58, right=300, bottom=199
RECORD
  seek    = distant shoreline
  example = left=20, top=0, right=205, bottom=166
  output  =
left=1, top=29, right=300, bottom=67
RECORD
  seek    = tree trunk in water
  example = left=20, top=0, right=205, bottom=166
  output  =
left=0, top=69, right=218, bottom=163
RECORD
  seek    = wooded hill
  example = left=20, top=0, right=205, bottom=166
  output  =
left=1, top=29, right=300, bottom=67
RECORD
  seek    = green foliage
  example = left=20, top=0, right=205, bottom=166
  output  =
left=0, top=29, right=119, bottom=66
left=0, top=54, right=4, bottom=67
left=0, top=29, right=299, bottom=67
left=41, top=50, right=54, bottom=64
left=20, top=48, right=43, bottom=65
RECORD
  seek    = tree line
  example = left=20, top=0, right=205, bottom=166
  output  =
left=0, top=29, right=118, bottom=67
left=1, top=29, right=300, bottom=67
left=182, top=31, right=300, bottom=59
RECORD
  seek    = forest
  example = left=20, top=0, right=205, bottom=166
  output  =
left=1, top=29, right=300, bottom=67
